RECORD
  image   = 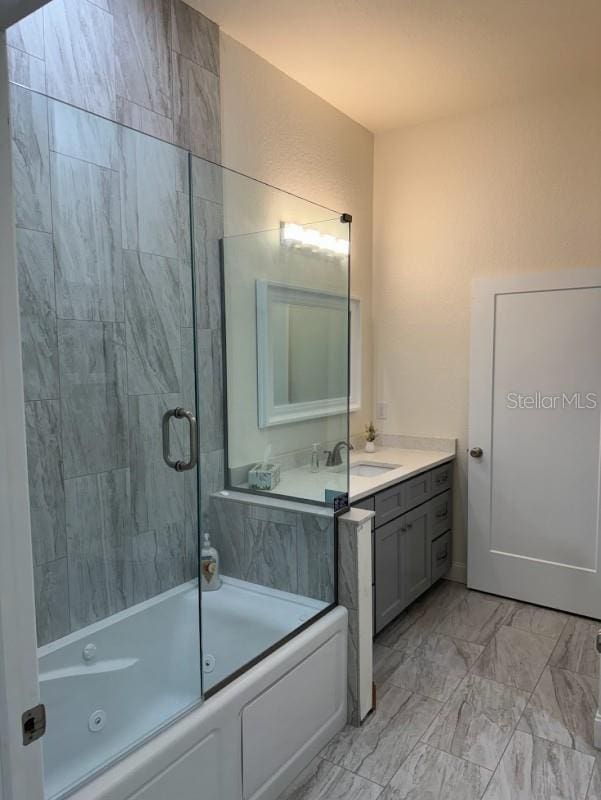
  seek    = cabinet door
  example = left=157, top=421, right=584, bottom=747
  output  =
left=402, top=504, right=431, bottom=605
left=374, top=518, right=404, bottom=633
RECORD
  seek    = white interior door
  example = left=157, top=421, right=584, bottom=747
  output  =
left=468, top=269, right=601, bottom=618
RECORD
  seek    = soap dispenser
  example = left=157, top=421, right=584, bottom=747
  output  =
left=310, top=443, right=320, bottom=473
left=200, top=531, right=221, bottom=591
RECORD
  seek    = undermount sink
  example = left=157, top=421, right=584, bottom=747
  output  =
left=349, top=463, right=400, bottom=478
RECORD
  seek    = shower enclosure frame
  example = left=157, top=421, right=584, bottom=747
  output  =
left=0, top=30, right=46, bottom=800
left=0, top=11, right=352, bottom=799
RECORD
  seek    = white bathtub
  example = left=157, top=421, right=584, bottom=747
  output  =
left=38, top=578, right=345, bottom=800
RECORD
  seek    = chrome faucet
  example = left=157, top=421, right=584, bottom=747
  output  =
left=324, top=440, right=354, bottom=467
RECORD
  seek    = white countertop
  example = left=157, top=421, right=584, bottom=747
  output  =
left=242, top=446, right=454, bottom=504
left=347, top=447, right=455, bottom=502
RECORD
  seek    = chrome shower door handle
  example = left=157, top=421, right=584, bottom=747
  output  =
left=162, top=407, right=198, bottom=472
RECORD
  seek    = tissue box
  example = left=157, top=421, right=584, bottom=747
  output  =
left=248, top=463, right=281, bottom=490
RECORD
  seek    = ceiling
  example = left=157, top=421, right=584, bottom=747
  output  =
left=188, top=0, right=601, bottom=133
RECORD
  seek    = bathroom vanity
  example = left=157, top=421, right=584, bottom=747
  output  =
left=350, top=447, right=454, bottom=634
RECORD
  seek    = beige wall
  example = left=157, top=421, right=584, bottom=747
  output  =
left=219, top=34, right=374, bottom=440
left=373, top=85, right=601, bottom=571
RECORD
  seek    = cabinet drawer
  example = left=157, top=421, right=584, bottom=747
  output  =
left=431, top=531, right=451, bottom=582
left=429, top=490, right=452, bottom=541
left=375, top=483, right=406, bottom=527
left=405, top=471, right=432, bottom=509
left=353, top=496, right=375, bottom=513
left=431, top=462, right=453, bottom=495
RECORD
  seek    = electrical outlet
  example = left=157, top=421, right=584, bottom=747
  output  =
left=376, top=401, right=387, bottom=420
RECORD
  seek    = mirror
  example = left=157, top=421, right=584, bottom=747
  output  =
left=257, top=281, right=361, bottom=427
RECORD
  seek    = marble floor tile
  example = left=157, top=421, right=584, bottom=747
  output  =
left=128, top=393, right=186, bottom=534
left=279, top=757, right=382, bottom=800
left=550, top=616, right=600, bottom=678
left=49, top=99, right=120, bottom=171
left=414, top=578, right=468, bottom=610
left=8, top=46, right=45, bottom=93
left=483, top=730, right=594, bottom=800
left=321, top=684, right=441, bottom=786
left=435, top=591, right=512, bottom=645
left=124, top=250, right=182, bottom=394
left=586, top=758, right=601, bottom=800
left=376, top=609, right=413, bottom=648
left=6, top=7, right=45, bottom=59
left=378, top=603, right=447, bottom=653
left=34, top=559, right=70, bottom=646
left=25, top=400, right=66, bottom=565
left=113, top=0, right=171, bottom=118
left=58, top=320, right=128, bottom=477
left=504, top=602, right=568, bottom=640
left=422, top=673, right=529, bottom=770
left=44, top=0, right=115, bottom=119
left=518, top=666, right=598, bottom=755
left=382, top=742, right=491, bottom=800
left=171, top=0, right=219, bottom=75
left=52, top=152, right=124, bottom=322
left=373, top=644, right=405, bottom=686
left=10, top=84, right=52, bottom=233
left=16, top=228, right=59, bottom=402
left=388, top=633, right=484, bottom=702
left=172, top=52, right=221, bottom=162
left=193, top=196, right=223, bottom=331
left=120, top=126, right=178, bottom=259
left=472, top=624, right=555, bottom=691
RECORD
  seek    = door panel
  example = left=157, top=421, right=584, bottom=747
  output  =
left=491, top=289, right=601, bottom=568
left=374, top=519, right=404, bottom=632
left=468, top=270, right=601, bottom=617
left=403, top=505, right=430, bottom=605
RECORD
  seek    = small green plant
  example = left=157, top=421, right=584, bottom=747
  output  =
left=364, top=422, right=377, bottom=443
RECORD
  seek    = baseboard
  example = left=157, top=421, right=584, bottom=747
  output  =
left=445, top=562, right=467, bottom=584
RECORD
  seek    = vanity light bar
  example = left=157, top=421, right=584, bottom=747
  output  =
left=281, top=222, right=350, bottom=257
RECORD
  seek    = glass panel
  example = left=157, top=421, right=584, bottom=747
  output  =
left=9, top=89, right=203, bottom=799
left=193, top=159, right=348, bottom=692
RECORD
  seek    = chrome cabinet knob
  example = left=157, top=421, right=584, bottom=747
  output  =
left=469, top=447, right=483, bottom=459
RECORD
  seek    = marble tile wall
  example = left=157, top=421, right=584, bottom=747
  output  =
left=8, top=0, right=220, bottom=159
left=209, top=493, right=336, bottom=603
left=8, top=0, right=223, bottom=646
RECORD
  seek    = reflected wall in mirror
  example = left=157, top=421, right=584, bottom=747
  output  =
left=257, top=282, right=361, bottom=428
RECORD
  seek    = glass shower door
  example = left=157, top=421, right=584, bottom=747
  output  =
left=10, top=88, right=203, bottom=799
left=192, top=158, right=349, bottom=694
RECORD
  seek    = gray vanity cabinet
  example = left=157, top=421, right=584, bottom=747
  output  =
left=355, top=459, right=454, bottom=635
left=402, top=503, right=431, bottom=605
left=374, top=518, right=405, bottom=629
left=373, top=504, right=431, bottom=629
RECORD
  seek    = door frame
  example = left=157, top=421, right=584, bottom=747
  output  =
left=468, top=266, right=601, bottom=614
left=0, top=32, right=45, bottom=800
